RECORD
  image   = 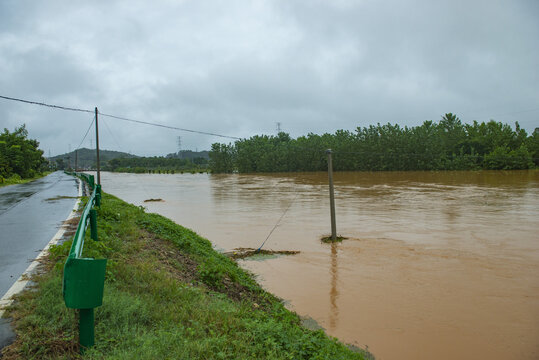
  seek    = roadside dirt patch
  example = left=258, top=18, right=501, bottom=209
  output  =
left=60, top=217, right=81, bottom=239
left=1, top=332, right=79, bottom=360
left=140, top=233, right=276, bottom=309
left=44, top=196, right=80, bottom=202
left=141, top=231, right=199, bottom=285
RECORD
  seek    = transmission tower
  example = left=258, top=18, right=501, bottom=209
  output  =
left=177, top=136, right=182, bottom=153
left=276, top=122, right=282, bottom=133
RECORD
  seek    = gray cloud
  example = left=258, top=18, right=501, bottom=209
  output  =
left=1, top=0, right=537, bottom=156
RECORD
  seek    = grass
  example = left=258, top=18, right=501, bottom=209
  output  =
left=0, top=172, right=52, bottom=188
left=1, top=192, right=369, bottom=359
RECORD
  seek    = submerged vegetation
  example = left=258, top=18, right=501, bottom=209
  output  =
left=321, top=236, right=347, bottom=243
left=209, top=114, right=538, bottom=173
left=225, top=248, right=300, bottom=260
left=2, top=192, right=367, bottom=359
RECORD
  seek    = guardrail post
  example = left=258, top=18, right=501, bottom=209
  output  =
left=95, top=185, right=101, bottom=207
left=89, top=175, right=95, bottom=191
left=90, top=209, right=98, bottom=241
left=79, top=308, right=95, bottom=351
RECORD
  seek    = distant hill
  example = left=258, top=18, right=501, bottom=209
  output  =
left=50, top=148, right=138, bottom=169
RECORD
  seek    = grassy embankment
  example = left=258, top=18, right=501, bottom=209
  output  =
left=0, top=172, right=51, bottom=188
left=2, top=192, right=369, bottom=359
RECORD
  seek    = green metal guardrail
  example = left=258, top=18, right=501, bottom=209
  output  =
left=63, top=172, right=106, bottom=351
left=65, top=171, right=96, bottom=193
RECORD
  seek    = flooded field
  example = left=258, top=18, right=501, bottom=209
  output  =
left=96, top=170, right=539, bottom=360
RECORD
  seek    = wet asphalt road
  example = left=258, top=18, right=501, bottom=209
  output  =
left=0, top=171, right=78, bottom=298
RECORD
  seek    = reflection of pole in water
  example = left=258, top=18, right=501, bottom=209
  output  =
left=329, top=242, right=339, bottom=330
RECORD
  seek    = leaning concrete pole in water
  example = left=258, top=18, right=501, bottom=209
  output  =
left=326, top=149, right=337, bottom=240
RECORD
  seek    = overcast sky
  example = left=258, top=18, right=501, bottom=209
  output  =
left=1, top=0, right=538, bottom=157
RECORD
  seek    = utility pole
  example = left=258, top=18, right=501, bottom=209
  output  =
left=326, top=149, right=337, bottom=241
left=75, top=149, right=78, bottom=171
left=95, top=107, right=101, bottom=185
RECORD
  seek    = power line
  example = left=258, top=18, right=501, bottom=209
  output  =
left=0, top=95, right=93, bottom=114
left=0, top=94, right=241, bottom=140
left=256, top=191, right=300, bottom=253
left=75, top=116, right=95, bottom=150
left=100, top=116, right=153, bottom=198
left=98, top=112, right=241, bottom=140
left=101, top=116, right=123, bottom=152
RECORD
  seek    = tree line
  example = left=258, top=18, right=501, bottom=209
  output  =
left=52, top=149, right=209, bottom=174
left=104, top=156, right=208, bottom=173
left=209, top=114, right=539, bottom=173
left=0, top=125, right=47, bottom=180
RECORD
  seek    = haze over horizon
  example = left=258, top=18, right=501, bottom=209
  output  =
left=1, top=0, right=538, bottom=157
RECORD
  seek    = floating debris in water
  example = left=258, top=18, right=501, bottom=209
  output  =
left=144, top=198, right=164, bottom=202
left=225, top=247, right=299, bottom=260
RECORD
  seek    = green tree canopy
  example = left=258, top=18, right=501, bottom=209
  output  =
left=0, top=124, right=46, bottom=178
left=209, top=114, right=537, bottom=173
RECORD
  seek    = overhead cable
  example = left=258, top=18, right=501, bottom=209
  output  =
left=100, top=116, right=124, bottom=151
left=99, top=112, right=242, bottom=140
left=76, top=116, right=96, bottom=150
left=0, top=94, right=241, bottom=140
left=256, top=191, right=300, bottom=253
left=0, top=95, right=93, bottom=114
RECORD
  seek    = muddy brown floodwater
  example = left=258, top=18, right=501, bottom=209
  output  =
left=96, top=170, right=539, bottom=360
